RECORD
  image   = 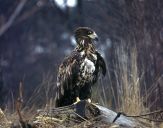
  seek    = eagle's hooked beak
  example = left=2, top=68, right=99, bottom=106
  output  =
left=88, top=32, right=99, bottom=41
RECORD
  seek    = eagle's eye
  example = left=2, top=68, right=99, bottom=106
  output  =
left=88, top=31, right=92, bottom=34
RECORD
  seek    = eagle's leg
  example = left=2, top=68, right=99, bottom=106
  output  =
left=73, top=86, right=81, bottom=105
left=79, top=84, right=93, bottom=103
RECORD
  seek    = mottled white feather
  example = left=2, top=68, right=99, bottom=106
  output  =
left=81, top=58, right=95, bottom=78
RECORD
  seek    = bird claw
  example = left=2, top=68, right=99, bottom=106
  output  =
left=87, top=99, right=98, bottom=105
left=73, top=97, right=81, bottom=105
left=87, top=98, right=91, bottom=103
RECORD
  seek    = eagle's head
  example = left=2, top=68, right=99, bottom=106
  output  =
left=74, top=27, right=98, bottom=47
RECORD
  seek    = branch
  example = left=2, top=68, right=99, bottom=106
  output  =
left=16, top=0, right=47, bottom=24
left=0, top=0, right=27, bottom=37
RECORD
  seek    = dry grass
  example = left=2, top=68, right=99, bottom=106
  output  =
left=114, top=45, right=146, bottom=115
left=92, top=42, right=162, bottom=127
left=92, top=43, right=147, bottom=114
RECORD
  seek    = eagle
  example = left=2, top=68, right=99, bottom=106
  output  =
left=55, top=27, right=106, bottom=107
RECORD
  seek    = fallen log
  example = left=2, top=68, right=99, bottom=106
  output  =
left=31, top=100, right=149, bottom=128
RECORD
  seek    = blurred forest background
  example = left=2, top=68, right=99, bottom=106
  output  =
left=0, top=0, right=162, bottom=112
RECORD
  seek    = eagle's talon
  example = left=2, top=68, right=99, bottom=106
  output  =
left=87, top=99, right=98, bottom=105
left=87, top=98, right=91, bottom=103
left=73, top=97, right=81, bottom=104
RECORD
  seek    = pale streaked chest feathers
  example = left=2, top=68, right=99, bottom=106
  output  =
left=77, top=50, right=97, bottom=86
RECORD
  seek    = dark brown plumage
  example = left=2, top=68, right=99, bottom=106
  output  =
left=55, top=27, right=106, bottom=107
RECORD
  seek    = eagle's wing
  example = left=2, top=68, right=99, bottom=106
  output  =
left=56, top=51, right=80, bottom=102
left=96, top=51, right=106, bottom=76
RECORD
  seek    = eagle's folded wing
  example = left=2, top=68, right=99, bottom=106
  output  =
left=56, top=52, right=80, bottom=100
left=96, top=51, right=106, bottom=76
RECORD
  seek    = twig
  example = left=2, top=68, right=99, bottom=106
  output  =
left=15, top=81, right=35, bottom=128
left=16, top=0, right=47, bottom=24
left=0, top=0, right=27, bottom=37
left=72, top=111, right=91, bottom=123
left=19, top=81, right=23, bottom=102
left=16, top=81, right=24, bottom=122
